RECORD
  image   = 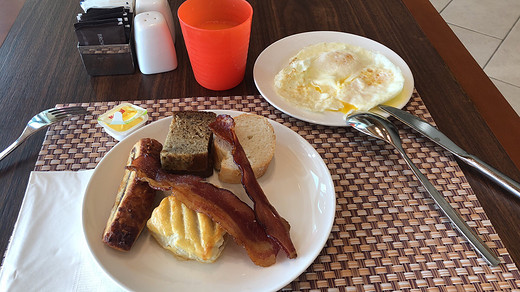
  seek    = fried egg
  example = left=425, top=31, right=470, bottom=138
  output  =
left=274, top=42, right=405, bottom=114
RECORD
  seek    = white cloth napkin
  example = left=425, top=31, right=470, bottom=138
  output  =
left=0, top=170, right=124, bottom=292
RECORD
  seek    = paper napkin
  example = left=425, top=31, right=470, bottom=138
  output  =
left=0, top=170, right=124, bottom=291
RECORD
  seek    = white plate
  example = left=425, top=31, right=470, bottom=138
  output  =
left=253, top=31, right=414, bottom=126
left=82, top=110, right=336, bottom=292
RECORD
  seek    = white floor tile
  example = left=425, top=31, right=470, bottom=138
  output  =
left=430, top=0, right=451, bottom=12
left=429, top=1, right=520, bottom=114
left=448, top=24, right=501, bottom=68
left=491, top=79, right=520, bottom=117
left=441, top=0, right=520, bottom=39
left=485, top=20, right=520, bottom=87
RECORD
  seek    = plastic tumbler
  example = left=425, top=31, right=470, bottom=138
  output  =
left=178, top=0, right=253, bottom=91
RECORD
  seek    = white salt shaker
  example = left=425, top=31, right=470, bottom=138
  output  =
left=134, top=11, right=178, bottom=74
left=135, top=0, right=175, bottom=42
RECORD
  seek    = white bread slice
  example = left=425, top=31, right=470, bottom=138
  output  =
left=147, top=196, right=227, bottom=263
left=213, top=113, right=276, bottom=184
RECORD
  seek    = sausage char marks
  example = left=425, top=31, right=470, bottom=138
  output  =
left=102, top=138, right=163, bottom=251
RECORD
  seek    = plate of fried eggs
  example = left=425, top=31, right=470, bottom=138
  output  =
left=253, top=31, right=414, bottom=126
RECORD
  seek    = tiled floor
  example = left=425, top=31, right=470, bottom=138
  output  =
left=430, top=0, right=520, bottom=116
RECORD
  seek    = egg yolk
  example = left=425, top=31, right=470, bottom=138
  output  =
left=331, top=101, right=358, bottom=114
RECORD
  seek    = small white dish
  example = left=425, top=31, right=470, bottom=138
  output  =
left=253, top=31, right=414, bottom=126
left=82, top=110, right=336, bottom=291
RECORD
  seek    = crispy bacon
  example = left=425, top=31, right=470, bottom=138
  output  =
left=127, top=154, right=278, bottom=267
left=209, top=115, right=297, bottom=259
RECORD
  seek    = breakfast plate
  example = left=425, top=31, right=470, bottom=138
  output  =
left=82, top=110, right=336, bottom=292
left=253, top=31, right=414, bottom=126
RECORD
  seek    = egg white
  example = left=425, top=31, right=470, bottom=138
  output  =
left=274, top=42, right=405, bottom=114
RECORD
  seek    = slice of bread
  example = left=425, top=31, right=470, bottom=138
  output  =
left=213, top=113, right=276, bottom=184
left=160, top=111, right=216, bottom=177
left=147, top=196, right=227, bottom=263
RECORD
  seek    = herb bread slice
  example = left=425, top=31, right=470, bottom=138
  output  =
left=160, top=111, right=216, bottom=177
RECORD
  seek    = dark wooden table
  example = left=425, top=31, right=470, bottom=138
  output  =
left=1, top=0, right=520, bottom=275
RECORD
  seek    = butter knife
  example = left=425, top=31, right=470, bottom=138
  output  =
left=379, top=105, right=520, bottom=200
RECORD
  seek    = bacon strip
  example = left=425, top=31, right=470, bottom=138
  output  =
left=127, top=154, right=278, bottom=267
left=209, top=115, right=297, bottom=259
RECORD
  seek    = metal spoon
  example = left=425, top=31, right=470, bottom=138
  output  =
left=346, top=112, right=500, bottom=266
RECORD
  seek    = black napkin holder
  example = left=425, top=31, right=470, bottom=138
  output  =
left=77, top=40, right=135, bottom=76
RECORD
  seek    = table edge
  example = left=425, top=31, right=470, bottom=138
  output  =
left=402, top=0, right=520, bottom=171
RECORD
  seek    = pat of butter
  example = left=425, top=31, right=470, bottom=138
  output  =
left=98, top=103, right=148, bottom=141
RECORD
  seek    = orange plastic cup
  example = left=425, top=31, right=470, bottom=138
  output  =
left=178, top=0, right=253, bottom=91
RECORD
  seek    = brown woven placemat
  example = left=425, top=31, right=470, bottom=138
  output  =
left=35, top=92, right=520, bottom=290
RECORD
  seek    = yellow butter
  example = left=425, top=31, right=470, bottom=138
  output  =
left=106, top=116, right=143, bottom=132
left=97, top=103, right=148, bottom=141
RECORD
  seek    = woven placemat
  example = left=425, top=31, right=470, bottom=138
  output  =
left=35, top=92, right=520, bottom=291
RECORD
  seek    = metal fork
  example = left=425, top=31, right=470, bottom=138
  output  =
left=0, top=106, right=90, bottom=162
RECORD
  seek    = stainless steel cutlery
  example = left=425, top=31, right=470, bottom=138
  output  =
left=0, top=107, right=89, bottom=162
left=347, top=111, right=501, bottom=266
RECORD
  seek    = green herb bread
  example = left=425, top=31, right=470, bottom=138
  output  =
left=160, top=111, right=217, bottom=177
